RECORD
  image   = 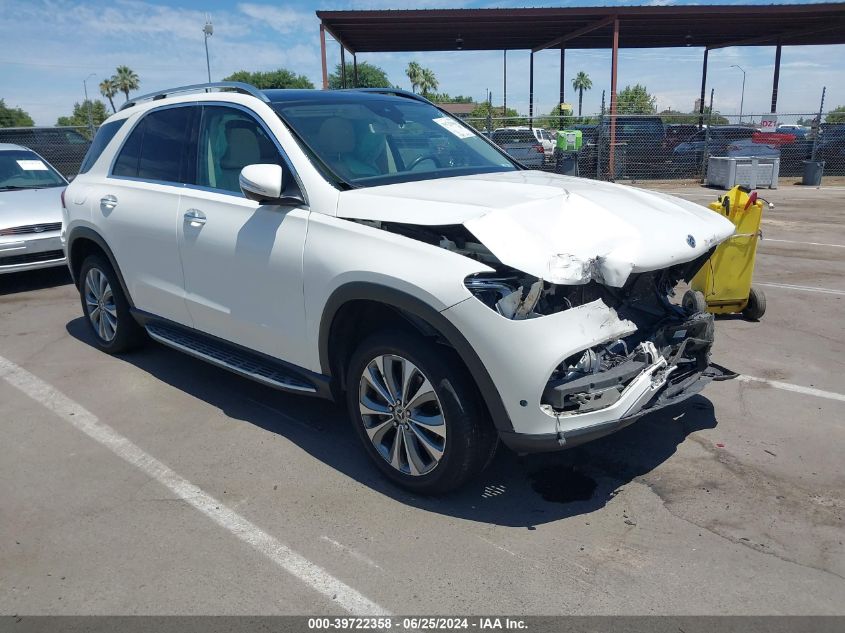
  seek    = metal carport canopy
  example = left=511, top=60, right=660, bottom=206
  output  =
left=316, top=4, right=845, bottom=53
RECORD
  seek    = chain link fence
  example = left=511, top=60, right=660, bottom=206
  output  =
left=466, top=111, right=845, bottom=183
left=2, top=112, right=844, bottom=184
left=0, top=126, right=93, bottom=179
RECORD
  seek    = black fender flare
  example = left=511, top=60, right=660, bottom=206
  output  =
left=66, top=226, right=134, bottom=308
left=318, top=282, right=514, bottom=433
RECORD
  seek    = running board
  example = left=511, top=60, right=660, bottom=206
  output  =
left=145, top=323, right=317, bottom=393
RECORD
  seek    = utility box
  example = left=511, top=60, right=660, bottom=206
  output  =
left=556, top=129, right=583, bottom=151
left=706, top=156, right=779, bottom=190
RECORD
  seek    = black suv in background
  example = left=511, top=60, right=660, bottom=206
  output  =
left=0, top=127, right=91, bottom=178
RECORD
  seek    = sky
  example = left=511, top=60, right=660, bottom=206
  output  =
left=0, top=0, right=842, bottom=126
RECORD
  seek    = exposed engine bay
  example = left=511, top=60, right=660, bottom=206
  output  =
left=357, top=219, right=732, bottom=418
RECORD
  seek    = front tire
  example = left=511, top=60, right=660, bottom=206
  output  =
left=78, top=254, right=144, bottom=353
left=346, top=330, right=497, bottom=494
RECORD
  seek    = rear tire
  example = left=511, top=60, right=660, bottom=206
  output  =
left=78, top=254, right=145, bottom=354
left=742, top=286, right=766, bottom=321
left=682, top=289, right=708, bottom=314
left=345, top=330, right=497, bottom=495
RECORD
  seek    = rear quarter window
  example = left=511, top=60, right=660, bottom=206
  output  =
left=78, top=120, right=124, bottom=174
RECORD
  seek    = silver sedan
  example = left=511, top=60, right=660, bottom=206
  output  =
left=0, top=143, right=68, bottom=274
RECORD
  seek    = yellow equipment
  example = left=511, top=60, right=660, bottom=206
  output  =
left=684, top=185, right=767, bottom=320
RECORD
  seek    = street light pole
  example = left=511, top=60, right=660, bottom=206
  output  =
left=730, top=64, right=746, bottom=123
left=203, top=17, right=214, bottom=83
left=83, top=73, right=96, bottom=137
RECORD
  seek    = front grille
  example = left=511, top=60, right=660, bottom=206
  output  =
left=0, top=250, right=64, bottom=266
left=0, top=222, right=62, bottom=236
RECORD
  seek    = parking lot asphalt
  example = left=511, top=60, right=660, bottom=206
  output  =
left=1, top=184, right=843, bottom=616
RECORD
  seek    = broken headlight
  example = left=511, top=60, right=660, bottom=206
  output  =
left=464, top=273, right=543, bottom=320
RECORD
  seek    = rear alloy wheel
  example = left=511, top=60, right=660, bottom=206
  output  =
left=78, top=254, right=144, bottom=354
left=346, top=330, right=496, bottom=494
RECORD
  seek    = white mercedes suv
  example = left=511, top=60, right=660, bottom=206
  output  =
left=62, top=83, right=735, bottom=494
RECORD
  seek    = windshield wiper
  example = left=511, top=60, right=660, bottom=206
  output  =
left=0, top=185, right=56, bottom=191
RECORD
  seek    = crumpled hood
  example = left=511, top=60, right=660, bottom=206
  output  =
left=336, top=171, right=735, bottom=287
left=0, top=187, right=64, bottom=229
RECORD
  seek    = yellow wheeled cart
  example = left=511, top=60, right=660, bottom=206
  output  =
left=683, top=185, right=767, bottom=320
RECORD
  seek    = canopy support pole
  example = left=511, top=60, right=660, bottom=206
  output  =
left=320, top=24, right=328, bottom=90
left=698, top=47, right=709, bottom=128
left=503, top=50, right=507, bottom=113
left=771, top=41, right=782, bottom=113
left=340, top=45, right=346, bottom=88
left=529, top=50, right=534, bottom=128
left=609, top=17, right=619, bottom=180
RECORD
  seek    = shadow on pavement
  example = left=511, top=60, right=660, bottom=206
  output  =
left=0, top=267, right=72, bottom=296
left=67, top=317, right=717, bottom=528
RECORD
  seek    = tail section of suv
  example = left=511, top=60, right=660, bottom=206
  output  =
left=63, top=82, right=735, bottom=494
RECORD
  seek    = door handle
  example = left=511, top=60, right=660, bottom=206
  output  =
left=183, top=208, right=206, bottom=227
left=100, top=195, right=117, bottom=210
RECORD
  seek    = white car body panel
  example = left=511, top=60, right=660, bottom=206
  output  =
left=176, top=187, right=310, bottom=361
left=337, top=171, right=734, bottom=286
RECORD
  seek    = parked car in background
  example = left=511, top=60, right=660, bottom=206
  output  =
left=672, top=126, right=757, bottom=174
left=0, top=143, right=67, bottom=274
left=0, top=127, right=91, bottom=179
left=663, top=124, right=699, bottom=151
left=776, top=124, right=809, bottom=138
left=725, top=138, right=781, bottom=159
left=815, top=125, right=845, bottom=174
left=491, top=128, right=546, bottom=168
left=596, top=116, right=667, bottom=178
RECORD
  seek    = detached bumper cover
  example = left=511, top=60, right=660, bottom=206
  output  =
left=500, top=360, right=736, bottom=454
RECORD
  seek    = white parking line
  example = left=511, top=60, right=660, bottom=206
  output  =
left=0, top=355, right=389, bottom=616
left=756, top=282, right=845, bottom=296
left=763, top=238, right=845, bottom=249
left=737, top=375, right=845, bottom=403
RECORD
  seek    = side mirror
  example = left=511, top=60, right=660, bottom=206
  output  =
left=239, top=164, right=286, bottom=204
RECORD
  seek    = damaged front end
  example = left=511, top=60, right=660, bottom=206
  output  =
left=464, top=249, right=735, bottom=441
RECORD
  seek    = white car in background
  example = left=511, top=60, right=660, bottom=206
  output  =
left=0, top=143, right=67, bottom=274
left=63, top=83, right=736, bottom=494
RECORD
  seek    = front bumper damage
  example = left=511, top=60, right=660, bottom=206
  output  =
left=503, top=311, right=735, bottom=453
left=443, top=255, right=737, bottom=454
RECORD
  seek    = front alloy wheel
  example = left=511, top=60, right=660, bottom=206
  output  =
left=358, top=354, right=447, bottom=476
left=84, top=267, right=118, bottom=342
left=346, top=330, right=497, bottom=494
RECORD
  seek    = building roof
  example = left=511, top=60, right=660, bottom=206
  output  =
left=437, top=102, right=477, bottom=115
left=316, top=4, right=845, bottom=53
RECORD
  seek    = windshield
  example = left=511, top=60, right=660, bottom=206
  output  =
left=273, top=97, right=517, bottom=187
left=0, top=150, right=66, bottom=190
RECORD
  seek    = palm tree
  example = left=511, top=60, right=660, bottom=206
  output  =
left=99, top=78, right=119, bottom=113
left=114, top=65, right=140, bottom=102
left=405, top=61, right=423, bottom=93
left=571, top=71, right=593, bottom=117
left=418, top=67, right=439, bottom=97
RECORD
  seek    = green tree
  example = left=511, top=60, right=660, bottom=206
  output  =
left=659, top=108, right=728, bottom=125
left=419, top=68, right=438, bottom=97
left=427, top=93, right=474, bottom=104
left=571, top=71, right=592, bottom=116
left=328, top=61, right=390, bottom=89
left=99, top=78, right=119, bottom=113
left=466, top=102, right=524, bottom=131
left=616, top=84, right=656, bottom=115
left=826, top=106, right=845, bottom=124
left=114, top=65, right=140, bottom=102
left=405, top=61, right=423, bottom=93
left=224, top=68, right=314, bottom=89
left=57, top=100, right=109, bottom=127
left=0, top=99, right=35, bottom=127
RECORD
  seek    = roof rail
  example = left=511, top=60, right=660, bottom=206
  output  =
left=348, top=87, right=434, bottom=105
left=120, top=82, right=269, bottom=111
